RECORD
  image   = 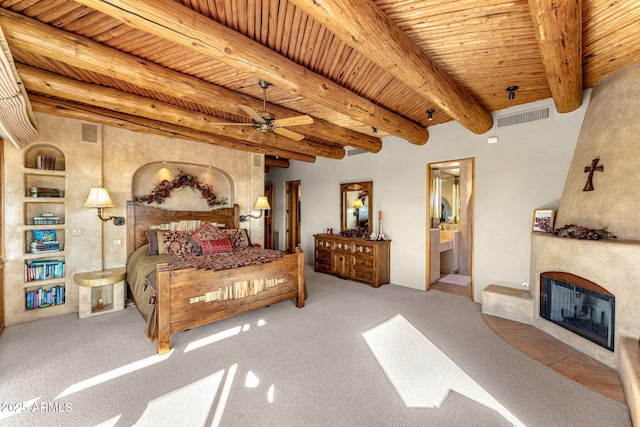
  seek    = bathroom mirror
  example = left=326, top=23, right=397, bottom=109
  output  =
left=340, top=181, right=372, bottom=237
left=430, top=169, right=459, bottom=227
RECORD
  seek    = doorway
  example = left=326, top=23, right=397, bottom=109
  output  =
left=285, top=180, right=301, bottom=253
left=426, top=158, right=474, bottom=299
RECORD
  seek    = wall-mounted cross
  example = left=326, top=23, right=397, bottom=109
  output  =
left=583, top=158, right=603, bottom=191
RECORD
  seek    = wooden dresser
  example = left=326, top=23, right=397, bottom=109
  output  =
left=314, top=234, right=390, bottom=287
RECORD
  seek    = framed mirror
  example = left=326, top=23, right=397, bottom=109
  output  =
left=430, top=167, right=460, bottom=228
left=340, top=181, right=373, bottom=237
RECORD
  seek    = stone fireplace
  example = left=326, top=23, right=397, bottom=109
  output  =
left=530, top=234, right=639, bottom=367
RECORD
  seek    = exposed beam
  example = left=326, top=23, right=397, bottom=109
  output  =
left=74, top=0, right=430, bottom=145
left=17, top=64, right=345, bottom=160
left=289, top=0, right=493, bottom=135
left=528, top=0, right=583, bottom=113
left=265, top=157, right=290, bottom=169
left=0, top=8, right=380, bottom=153
left=29, top=95, right=315, bottom=163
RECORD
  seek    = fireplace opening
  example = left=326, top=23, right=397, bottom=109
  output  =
left=540, top=272, right=615, bottom=351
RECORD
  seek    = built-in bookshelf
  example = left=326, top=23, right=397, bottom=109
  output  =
left=21, top=145, right=67, bottom=312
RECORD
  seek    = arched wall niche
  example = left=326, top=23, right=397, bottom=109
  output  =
left=132, top=162, right=234, bottom=211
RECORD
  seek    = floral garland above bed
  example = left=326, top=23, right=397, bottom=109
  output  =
left=134, top=172, right=227, bottom=207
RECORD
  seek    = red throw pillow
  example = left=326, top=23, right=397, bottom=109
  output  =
left=200, top=239, right=233, bottom=255
left=190, top=223, right=226, bottom=251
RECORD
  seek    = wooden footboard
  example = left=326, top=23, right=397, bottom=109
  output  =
left=155, top=247, right=305, bottom=354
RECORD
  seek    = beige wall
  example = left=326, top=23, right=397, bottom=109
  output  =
left=3, top=113, right=263, bottom=325
left=556, top=61, right=640, bottom=240
left=268, top=97, right=588, bottom=301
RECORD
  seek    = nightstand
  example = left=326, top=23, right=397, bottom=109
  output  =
left=74, top=267, right=126, bottom=318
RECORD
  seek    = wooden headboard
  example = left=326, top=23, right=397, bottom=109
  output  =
left=126, top=201, right=240, bottom=257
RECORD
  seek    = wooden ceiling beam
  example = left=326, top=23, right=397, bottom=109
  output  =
left=528, top=0, right=583, bottom=113
left=73, top=0, right=430, bottom=146
left=28, top=95, right=315, bottom=163
left=17, top=64, right=344, bottom=160
left=0, top=8, right=379, bottom=153
left=289, top=0, right=493, bottom=135
left=265, top=156, right=290, bottom=169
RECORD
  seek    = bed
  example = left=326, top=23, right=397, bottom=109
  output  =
left=125, top=201, right=305, bottom=354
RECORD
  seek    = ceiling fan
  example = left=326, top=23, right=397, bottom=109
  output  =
left=211, top=80, right=313, bottom=141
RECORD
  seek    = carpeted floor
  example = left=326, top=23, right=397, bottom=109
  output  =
left=0, top=267, right=631, bottom=426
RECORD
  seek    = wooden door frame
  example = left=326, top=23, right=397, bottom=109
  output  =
left=285, top=180, right=301, bottom=253
left=426, top=158, right=474, bottom=299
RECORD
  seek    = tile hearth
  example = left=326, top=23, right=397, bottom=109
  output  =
left=483, top=314, right=625, bottom=404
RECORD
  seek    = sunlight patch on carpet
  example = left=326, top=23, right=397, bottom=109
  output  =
left=136, top=370, right=224, bottom=426
left=363, top=315, right=524, bottom=427
left=184, top=325, right=242, bottom=353
left=93, top=414, right=121, bottom=426
left=55, top=350, right=174, bottom=400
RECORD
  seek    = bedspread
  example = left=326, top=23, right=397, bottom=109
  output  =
left=127, top=244, right=286, bottom=341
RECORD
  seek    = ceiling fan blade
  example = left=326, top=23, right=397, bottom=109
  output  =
left=239, top=105, right=265, bottom=122
left=247, top=128, right=264, bottom=142
left=273, top=127, right=306, bottom=141
left=273, top=115, right=313, bottom=127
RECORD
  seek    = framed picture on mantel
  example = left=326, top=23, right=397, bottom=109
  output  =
left=532, top=209, right=555, bottom=232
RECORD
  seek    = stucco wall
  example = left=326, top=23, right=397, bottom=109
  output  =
left=556, top=61, right=640, bottom=240
left=3, top=113, right=263, bottom=325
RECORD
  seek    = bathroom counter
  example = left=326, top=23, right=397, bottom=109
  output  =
left=430, top=229, right=460, bottom=284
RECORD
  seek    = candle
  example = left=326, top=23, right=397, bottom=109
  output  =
left=379, top=210, right=382, bottom=219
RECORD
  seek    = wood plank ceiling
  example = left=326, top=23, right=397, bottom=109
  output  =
left=0, top=0, right=638, bottom=166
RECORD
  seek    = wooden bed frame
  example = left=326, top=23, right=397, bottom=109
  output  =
left=126, top=201, right=305, bottom=354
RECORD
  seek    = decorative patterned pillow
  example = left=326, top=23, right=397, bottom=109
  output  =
left=200, top=238, right=233, bottom=255
left=157, top=231, right=201, bottom=256
left=146, top=229, right=159, bottom=255
left=221, top=228, right=253, bottom=248
left=190, top=223, right=226, bottom=251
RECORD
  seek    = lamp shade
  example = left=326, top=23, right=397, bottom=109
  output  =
left=84, top=188, right=115, bottom=208
left=353, top=199, right=364, bottom=209
left=254, top=196, right=271, bottom=210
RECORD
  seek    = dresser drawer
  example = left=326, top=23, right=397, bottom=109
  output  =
left=315, top=249, right=331, bottom=261
left=352, top=256, right=374, bottom=269
left=352, top=268, right=374, bottom=284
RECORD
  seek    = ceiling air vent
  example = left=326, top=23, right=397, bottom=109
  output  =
left=347, top=148, right=367, bottom=156
left=497, top=106, right=551, bottom=128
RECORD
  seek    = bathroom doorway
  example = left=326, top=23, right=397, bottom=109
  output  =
left=426, top=158, right=474, bottom=299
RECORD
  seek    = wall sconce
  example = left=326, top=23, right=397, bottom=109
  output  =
left=426, top=109, right=436, bottom=120
left=506, top=86, right=519, bottom=100
left=240, top=196, right=271, bottom=222
left=83, top=187, right=125, bottom=226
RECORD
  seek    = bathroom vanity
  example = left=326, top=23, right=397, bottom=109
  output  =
left=429, top=229, right=460, bottom=284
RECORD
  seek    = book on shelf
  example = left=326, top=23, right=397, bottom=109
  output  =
left=25, top=259, right=65, bottom=282
left=25, top=285, right=65, bottom=310
left=30, top=230, right=61, bottom=252
left=36, top=155, right=56, bottom=170
left=30, top=244, right=61, bottom=253
left=33, top=216, right=62, bottom=225
left=29, top=187, right=62, bottom=197
left=32, top=229, right=57, bottom=242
